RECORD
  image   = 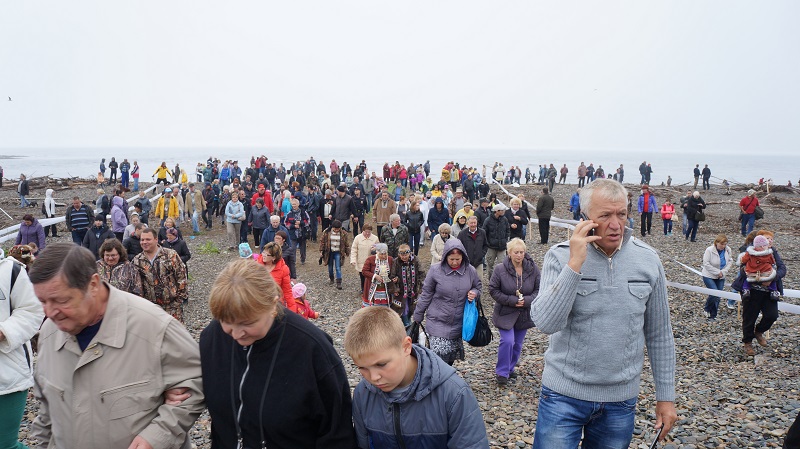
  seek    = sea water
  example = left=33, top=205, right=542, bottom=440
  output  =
left=0, top=146, right=795, bottom=187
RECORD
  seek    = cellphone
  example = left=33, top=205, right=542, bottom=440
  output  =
left=580, top=212, right=595, bottom=236
left=649, top=425, right=663, bottom=449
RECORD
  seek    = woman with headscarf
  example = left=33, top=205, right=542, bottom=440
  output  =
left=413, top=239, right=482, bottom=365
left=430, top=223, right=452, bottom=264
left=388, top=243, right=422, bottom=325
left=361, top=243, right=393, bottom=308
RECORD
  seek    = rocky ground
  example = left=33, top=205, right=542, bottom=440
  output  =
left=3, top=177, right=800, bottom=448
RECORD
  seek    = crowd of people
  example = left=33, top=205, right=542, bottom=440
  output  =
left=1, top=155, right=798, bottom=449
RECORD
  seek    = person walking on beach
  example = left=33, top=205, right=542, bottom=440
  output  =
left=702, top=164, right=712, bottom=190
left=693, top=164, right=701, bottom=190
left=130, top=160, right=140, bottom=191
left=536, top=187, right=555, bottom=244
left=153, top=162, right=172, bottom=186
left=531, top=179, right=677, bottom=447
left=17, top=174, right=30, bottom=208
left=132, top=228, right=188, bottom=321
left=684, top=191, right=706, bottom=242
left=559, top=164, right=568, bottom=184
left=29, top=243, right=203, bottom=449
left=739, top=189, right=759, bottom=237
left=65, top=196, right=94, bottom=244
left=638, top=184, right=658, bottom=237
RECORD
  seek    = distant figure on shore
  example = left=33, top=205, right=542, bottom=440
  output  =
left=702, top=164, right=712, bottom=190
left=17, top=173, right=30, bottom=208
left=99, top=158, right=106, bottom=177
left=693, top=164, right=701, bottom=190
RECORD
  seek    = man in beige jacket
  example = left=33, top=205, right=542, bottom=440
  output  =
left=29, top=243, right=204, bottom=449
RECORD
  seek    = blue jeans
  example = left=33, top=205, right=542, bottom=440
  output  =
left=533, top=386, right=636, bottom=449
left=327, top=251, right=342, bottom=280
left=685, top=219, right=699, bottom=241
left=71, top=229, right=87, bottom=244
left=703, top=276, right=725, bottom=318
left=19, top=193, right=29, bottom=208
left=191, top=211, right=201, bottom=233
left=663, top=218, right=672, bottom=235
left=741, top=213, right=755, bottom=236
left=133, top=177, right=139, bottom=191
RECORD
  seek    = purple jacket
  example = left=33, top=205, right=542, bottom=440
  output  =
left=489, top=254, right=540, bottom=330
left=413, top=239, right=482, bottom=339
left=16, top=218, right=46, bottom=253
left=110, top=196, right=128, bottom=233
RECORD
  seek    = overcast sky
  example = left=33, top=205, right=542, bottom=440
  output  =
left=1, top=1, right=798, bottom=153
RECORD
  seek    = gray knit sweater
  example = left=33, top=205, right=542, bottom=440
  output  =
left=531, top=229, right=676, bottom=403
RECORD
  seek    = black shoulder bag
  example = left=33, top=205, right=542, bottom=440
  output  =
left=467, top=298, right=493, bottom=347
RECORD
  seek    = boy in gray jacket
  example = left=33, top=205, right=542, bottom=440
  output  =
left=345, top=307, right=489, bottom=449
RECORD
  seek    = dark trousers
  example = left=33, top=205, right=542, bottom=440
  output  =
left=786, top=411, right=800, bottom=449
left=204, top=205, right=215, bottom=228
left=71, top=228, right=87, bottom=244
left=253, top=228, right=264, bottom=248
left=239, top=220, right=249, bottom=243
left=296, top=237, right=307, bottom=263
left=741, top=289, right=779, bottom=343
left=640, top=212, right=652, bottom=236
left=703, top=178, right=710, bottom=190
left=44, top=214, right=58, bottom=237
left=685, top=219, right=700, bottom=241
left=663, top=218, right=672, bottom=235
left=408, top=230, right=421, bottom=255
left=578, top=176, right=585, bottom=187
left=352, top=215, right=363, bottom=236
left=308, top=212, right=319, bottom=241
left=538, top=218, right=550, bottom=244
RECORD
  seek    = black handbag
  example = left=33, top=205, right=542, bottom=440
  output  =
left=467, top=298, right=493, bottom=347
left=406, top=321, right=430, bottom=348
left=695, top=210, right=706, bottom=222
left=754, top=206, right=764, bottom=220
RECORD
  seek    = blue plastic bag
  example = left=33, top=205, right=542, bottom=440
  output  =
left=462, top=298, right=478, bottom=341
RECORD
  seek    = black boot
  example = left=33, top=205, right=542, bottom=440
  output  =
left=336, top=278, right=342, bottom=290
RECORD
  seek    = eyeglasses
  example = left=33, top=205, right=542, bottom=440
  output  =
left=399, top=250, right=411, bottom=255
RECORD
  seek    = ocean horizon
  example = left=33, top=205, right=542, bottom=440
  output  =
left=0, top=146, right=795, bottom=187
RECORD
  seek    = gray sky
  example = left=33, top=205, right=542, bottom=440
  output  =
left=1, top=1, right=798, bottom=153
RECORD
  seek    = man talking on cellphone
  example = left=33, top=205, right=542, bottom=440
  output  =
left=531, top=179, right=677, bottom=448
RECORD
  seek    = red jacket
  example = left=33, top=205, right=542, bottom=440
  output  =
left=256, top=256, right=297, bottom=313
left=251, top=190, right=275, bottom=214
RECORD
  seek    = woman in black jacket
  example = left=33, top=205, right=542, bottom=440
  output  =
left=161, top=228, right=191, bottom=265
left=200, top=259, right=357, bottom=449
left=684, top=191, right=706, bottom=242
left=404, top=200, right=425, bottom=255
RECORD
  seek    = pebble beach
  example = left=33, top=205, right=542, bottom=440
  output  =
left=2, top=176, right=799, bottom=449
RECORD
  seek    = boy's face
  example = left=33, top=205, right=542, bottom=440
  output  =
left=352, top=337, right=415, bottom=393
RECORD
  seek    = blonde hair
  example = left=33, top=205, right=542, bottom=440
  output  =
left=345, top=306, right=406, bottom=358
left=713, top=234, right=728, bottom=246
left=261, top=241, right=282, bottom=259
left=510, top=197, right=522, bottom=207
left=209, top=259, right=284, bottom=323
left=506, top=237, right=527, bottom=253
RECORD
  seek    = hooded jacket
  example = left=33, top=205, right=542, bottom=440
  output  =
left=352, top=344, right=488, bottom=449
left=111, top=196, right=128, bottom=233
left=426, top=198, right=450, bottom=232
left=44, top=188, right=57, bottom=217
left=413, top=239, right=482, bottom=339
left=0, top=260, right=44, bottom=396
left=15, top=218, right=46, bottom=251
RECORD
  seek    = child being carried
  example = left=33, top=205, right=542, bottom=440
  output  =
left=741, top=235, right=779, bottom=299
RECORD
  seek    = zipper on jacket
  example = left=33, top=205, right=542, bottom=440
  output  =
left=392, top=403, right=407, bottom=449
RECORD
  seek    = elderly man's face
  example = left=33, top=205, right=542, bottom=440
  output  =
left=34, top=274, right=102, bottom=335
left=392, top=217, right=401, bottom=228
left=271, top=217, right=281, bottom=228
left=587, top=197, right=628, bottom=254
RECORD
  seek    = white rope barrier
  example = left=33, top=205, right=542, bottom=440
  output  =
left=0, top=183, right=178, bottom=244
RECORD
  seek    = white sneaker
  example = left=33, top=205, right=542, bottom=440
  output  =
left=726, top=300, right=736, bottom=310
left=703, top=310, right=710, bottom=318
